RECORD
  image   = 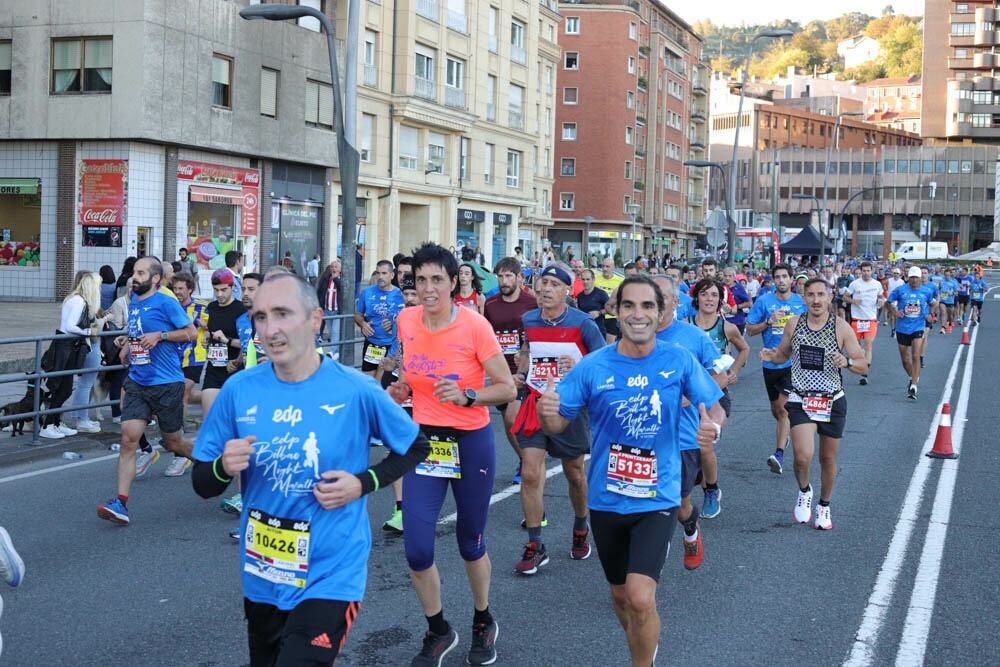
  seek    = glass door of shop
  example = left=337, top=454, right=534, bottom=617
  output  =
left=136, top=227, right=151, bottom=258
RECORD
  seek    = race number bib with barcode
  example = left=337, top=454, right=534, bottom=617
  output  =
left=207, top=343, right=228, bottom=366
left=416, top=433, right=461, bottom=478
left=606, top=443, right=658, bottom=498
left=129, top=338, right=150, bottom=365
left=243, top=508, right=310, bottom=588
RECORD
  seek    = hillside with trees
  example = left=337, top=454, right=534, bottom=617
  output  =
left=693, top=6, right=923, bottom=84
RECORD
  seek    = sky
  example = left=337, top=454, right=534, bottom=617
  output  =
left=671, top=0, right=925, bottom=26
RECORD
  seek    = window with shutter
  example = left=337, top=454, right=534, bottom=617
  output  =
left=260, top=68, right=278, bottom=117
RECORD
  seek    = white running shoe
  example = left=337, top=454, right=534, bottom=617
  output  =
left=38, top=424, right=65, bottom=440
left=55, top=423, right=78, bottom=436
left=74, top=418, right=101, bottom=433
left=164, top=456, right=192, bottom=477
left=794, top=486, right=813, bottom=524
left=135, top=448, right=161, bottom=478
left=814, top=504, right=833, bottom=530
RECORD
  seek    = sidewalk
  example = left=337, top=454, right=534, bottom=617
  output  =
left=0, top=300, right=61, bottom=374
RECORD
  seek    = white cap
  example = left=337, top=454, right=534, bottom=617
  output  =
left=908, top=266, right=922, bottom=278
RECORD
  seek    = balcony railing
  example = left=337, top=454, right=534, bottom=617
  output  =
left=509, top=107, right=524, bottom=130
left=486, top=102, right=496, bottom=121
left=363, top=64, right=377, bottom=88
left=511, top=44, right=526, bottom=65
left=416, top=0, right=438, bottom=21
left=445, top=86, right=466, bottom=109
left=414, top=76, right=436, bottom=100
left=447, top=10, right=468, bottom=33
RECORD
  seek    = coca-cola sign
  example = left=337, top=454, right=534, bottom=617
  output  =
left=79, top=159, right=127, bottom=227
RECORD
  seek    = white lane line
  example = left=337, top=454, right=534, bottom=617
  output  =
left=894, top=322, right=977, bottom=665
left=844, top=336, right=967, bottom=667
left=438, top=455, right=589, bottom=525
left=0, top=453, right=120, bottom=484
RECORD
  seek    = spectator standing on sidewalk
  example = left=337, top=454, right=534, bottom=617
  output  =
left=99, top=265, right=117, bottom=311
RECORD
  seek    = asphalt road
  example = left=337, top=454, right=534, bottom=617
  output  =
left=1, top=287, right=998, bottom=666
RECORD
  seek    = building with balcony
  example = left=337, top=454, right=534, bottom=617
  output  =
left=551, top=0, right=707, bottom=264
left=864, top=75, right=922, bottom=134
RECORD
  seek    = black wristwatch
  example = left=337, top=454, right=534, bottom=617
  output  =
left=160, top=331, right=169, bottom=341
left=463, top=388, right=478, bottom=407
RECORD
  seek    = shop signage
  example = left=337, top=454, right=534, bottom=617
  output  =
left=82, top=225, right=123, bottom=247
left=493, top=212, right=512, bottom=225
left=178, top=160, right=260, bottom=236
left=458, top=208, right=485, bottom=222
left=78, top=160, right=127, bottom=226
left=0, top=178, right=40, bottom=195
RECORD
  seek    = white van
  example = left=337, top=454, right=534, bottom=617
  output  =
left=896, top=242, right=949, bottom=261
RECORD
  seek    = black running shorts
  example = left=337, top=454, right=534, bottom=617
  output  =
left=182, top=364, right=204, bottom=384
left=244, top=597, right=360, bottom=667
left=896, top=330, right=924, bottom=347
left=590, top=508, right=677, bottom=585
left=679, top=449, right=702, bottom=499
left=121, top=378, right=184, bottom=434
left=762, top=366, right=792, bottom=403
left=786, top=395, right=848, bottom=439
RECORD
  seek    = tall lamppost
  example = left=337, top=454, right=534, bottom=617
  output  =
left=684, top=159, right=730, bottom=259
left=584, top=215, right=594, bottom=261
left=926, top=181, right=937, bottom=262
left=950, top=184, right=958, bottom=254
left=628, top=203, right=641, bottom=261
left=792, top=193, right=821, bottom=259
left=729, top=28, right=794, bottom=265
left=821, top=110, right=863, bottom=263
left=239, top=2, right=360, bottom=363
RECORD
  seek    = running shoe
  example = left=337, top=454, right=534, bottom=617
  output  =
left=135, top=448, right=160, bottom=478
left=908, top=385, right=917, bottom=400
left=382, top=508, right=404, bottom=534
left=229, top=527, right=240, bottom=541
left=814, top=504, right=833, bottom=530
left=55, top=423, right=78, bottom=436
left=97, top=498, right=130, bottom=525
left=956, top=317, right=963, bottom=325
left=220, top=493, right=243, bottom=514
left=767, top=450, right=783, bottom=475
left=514, top=541, right=549, bottom=575
left=890, top=329, right=895, bottom=338
left=570, top=529, right=591, bottom=560
left=947, top=323, right=953, bottom=334
left=164, top=456, right=192, bottom=477
left=467, top=619, right=498, bottom=666
left=920, top=357, right=925, bottom=369
left=512, top=461, right=522, bottom=485
left=939, top=327, right=946, bottom=334
left=74, top=418, right=101, bottom=433
left=859, top=375, right=868, bottom=385
left=683, top=528, right=703, bottom=570
left=38, top=424, right=65, bottom=440
left=794, top=486, right=813, bottom=524
left=411, top=627, right=459, bottom=667
left=519, top=513, right=547, bottom=529
left=0, top=527, right=25, bottom=588
left=702, top=488, right=722, bottom=519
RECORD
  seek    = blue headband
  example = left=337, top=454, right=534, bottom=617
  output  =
left=539, top=265, right=572, bottom=286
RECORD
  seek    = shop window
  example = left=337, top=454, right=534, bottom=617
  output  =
left=0, top=41, right=10, bottom=95
left=52, top=37, right=112, bottom=94
left=305, top=79, right=333, bottom=129
left=212, top=54, right=232, bottom=108
left=0, top=179, right=41, bottom=267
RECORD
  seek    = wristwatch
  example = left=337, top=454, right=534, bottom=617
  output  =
left=160, top=331, right=169, bottom=341
left=847, top=357, right=854, bottom=368
left=463, top=388, right=478, bottom=407
left=710, top=421, right=721, bottom=443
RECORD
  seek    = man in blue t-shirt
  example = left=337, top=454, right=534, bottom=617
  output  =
left=746, top=263, right=806, bottom=474
left=968, top=269, right=988, bottom=325
left=937, top=268, right=959, bottom=332
left=955, top=267, right=973, bottom=324
left=353, top=259, right=405, bottom=380
left=537, top=275, right=725, bottom=667
left=191, top=272, right=429, bottom=666
left=888, top=266, right=936, bottom=400
left=98, top=257, right=196, bottom=525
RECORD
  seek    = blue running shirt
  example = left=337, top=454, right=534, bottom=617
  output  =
left=939, top=278, right=958, bottom=304
left=656, top=320, right=721, bottom=452
left=127, top=291, right=192, bottom=386
left=556, top=341, right=722, bottom=512
left=193, top=357, right=419, bottom=609
left=747, top=292, right=806, bottom=369
left=355, top=285, right=405, bottom=347
left=888, top=284, right=934, bottom=335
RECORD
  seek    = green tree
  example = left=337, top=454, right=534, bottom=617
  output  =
left=826, top=12, right=874, bottom=42
left=846, top=61, right=888, bottom=82
left=768, top=47, right=820, bottom=77
left=880, top=20, right=923, bottom=76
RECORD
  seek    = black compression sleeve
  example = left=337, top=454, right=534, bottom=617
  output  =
left=191, top=457, right=233, bottom=499
left=358, top=430, right=431, bottom=495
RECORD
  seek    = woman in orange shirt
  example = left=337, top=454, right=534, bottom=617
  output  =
left=389, top=243, right=515, bottom=666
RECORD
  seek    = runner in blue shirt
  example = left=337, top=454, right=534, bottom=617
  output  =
left=191, top=272, right=428, bottom=666
left=937, top=268, right=959, bottom=332
left=745, top=263, right=806, bottom=474
left=537, top=275, right=725, bottom=667
left=955, top=267, right=973, bottom=324
left=353, top=260, right=405, bottom=380
left=888, top=267, right=936, bottom=399
left=968, top=269, right=988, bottom=325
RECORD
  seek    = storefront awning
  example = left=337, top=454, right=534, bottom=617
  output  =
left=189, top=185, right=242, bottom=206
left=0, top=178, right=40, bottom=195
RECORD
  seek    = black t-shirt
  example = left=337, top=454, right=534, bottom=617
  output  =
left=207, top=299, right=246, bottom=361
left=576, top=288, right=609, bottom=337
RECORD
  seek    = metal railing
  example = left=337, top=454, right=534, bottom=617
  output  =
left=0, top=315, right=367, bottom=446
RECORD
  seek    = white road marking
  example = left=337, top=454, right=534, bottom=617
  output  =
left=0, top=453, right=120, bottom=484
left=894, top=322, right=976, bottom=665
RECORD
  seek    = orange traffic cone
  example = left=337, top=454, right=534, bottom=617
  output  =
left=960, top=320, right=971, bottom=345
left=926, top=403, right=958, bottom=459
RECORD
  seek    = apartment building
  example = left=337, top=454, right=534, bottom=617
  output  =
left=864, top=75, right=922, bottom=134
left=551, top=0, right=707, bottom=263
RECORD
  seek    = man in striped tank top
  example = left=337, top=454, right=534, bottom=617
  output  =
left=759, top=278, right=867, bottom=530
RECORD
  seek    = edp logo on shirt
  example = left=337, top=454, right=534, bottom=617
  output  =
left=627, top=375, right=649, bottom=389
left=273, top=405, right=303, bottom=428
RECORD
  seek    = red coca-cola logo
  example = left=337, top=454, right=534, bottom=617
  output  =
left=82, top=208, right=119, bottom=223
left=244, top=172, right=260, bottom=185
left=178, top=164, right=195, bottom=176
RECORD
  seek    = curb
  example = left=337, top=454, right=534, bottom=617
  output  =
left=0, top=430, right=120, bottom=468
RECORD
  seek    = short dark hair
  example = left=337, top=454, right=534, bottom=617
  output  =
left=396, top=256, right=413, bottom=269
left=624, top=262, right=638, bottom=272
left=170, top=261, right=182, bottom=274
left=691, top=278, right=722, bottom=311
left=581, top=268, right=595, bottom=280
left=392, top=252, right=405, bottom=268
left=700, top=256, right=717, bottom=268
left=225, top=250, right=243, bottom=268
left=494, top=257, right=521, bottom=275
left=243, top=272, right=264, bottom=285
left=803, top=277, right=829, bottom=294
left=615, top=274, right=664, bottom=314
left=376, top=259, right=394, bottom=272
left=179, top=247, right=188, bottom=254
left=772, top=262, right=793, bottom=279
left=171, top=271, right=196, bottom=291
left=99, top=265, right=116, bottom=284
left=860, top=261, right=873, bottom=270
left=412, top=242, right=459, bottom=296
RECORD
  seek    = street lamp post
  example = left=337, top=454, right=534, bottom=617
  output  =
left=821, top=110, right=863, bottom=264
left=729, top=28, right=794, bottom=266
left=684, top=159, right=730, bottom=259
left=950, top=184, right=958, bottom=255
left=926, top=181, right=937, bottom=262
left=239, top=2, right=360, bottom=365
left=628, top=203, right=641, bottom=262
left=584, top=215, right=594, bottom=261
